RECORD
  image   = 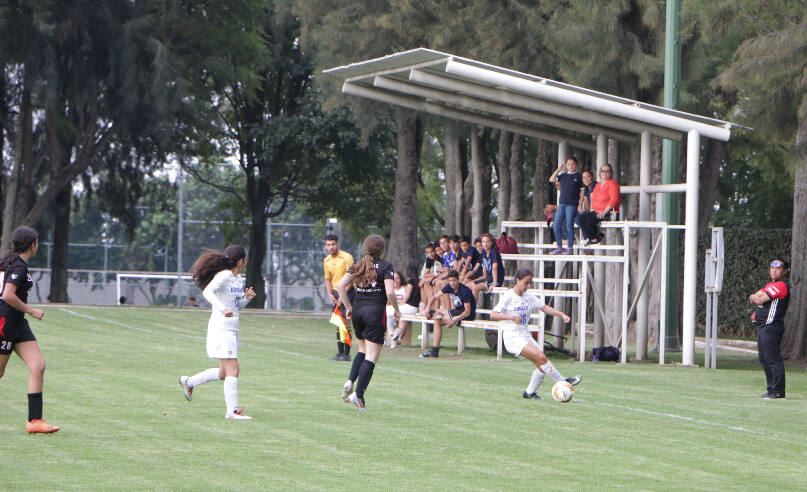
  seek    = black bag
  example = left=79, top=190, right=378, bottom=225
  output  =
left=591, top=345, right=620, bottom=362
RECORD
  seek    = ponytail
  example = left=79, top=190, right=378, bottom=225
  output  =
left=349, top=234, right=385, bottom=287
left=191, top=244, right=246, bottom=290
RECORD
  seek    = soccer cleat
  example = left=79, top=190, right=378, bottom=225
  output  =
left=179, top=376, right=193, bottom=401
left=565, top=375, right=582, bottom=386
left=762, top=393, right=785, bottom=399
left=26, top=419, right=60, bottom=434
left=390, top=337, right=397, bottom=349
left=420, top=350, right=439, bottom=358
left=348, top=392, right=366, bottom=412
left=342, top=380, right=353, bottom=403
left=331, top=354, right=344, bottom=361
left=225, top=409, right=253, bottom=420
left=522, top=391, right=543, bottom=400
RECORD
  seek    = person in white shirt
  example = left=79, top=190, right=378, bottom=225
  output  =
left=490, top=268, right=582, bottom=399
left=178, top=245, right=256, bottom=419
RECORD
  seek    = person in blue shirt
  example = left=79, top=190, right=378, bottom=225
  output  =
left=472, top=233, right=505, bottom=297
left=418, top=270, right=476, bottom=358
left=548, top=156, right=585, bottom=254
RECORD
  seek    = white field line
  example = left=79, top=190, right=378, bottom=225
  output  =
left=587, top=399, right=763, bottom=435
left=58, top=308, right=152, bottom=333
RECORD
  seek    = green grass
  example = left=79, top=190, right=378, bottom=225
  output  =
left=3, top=306, right=807, bottom=491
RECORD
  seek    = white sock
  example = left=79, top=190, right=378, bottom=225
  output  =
left=188, top=368, right=220, bottom=387
left=526, top=368, right=545, bottom=394
left=539, top=361, right=564, bottom=382
left=223, top=377, right=239, bottom=414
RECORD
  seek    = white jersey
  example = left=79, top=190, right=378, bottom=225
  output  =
left=493, top=289, right=544, bottom=329
left=203, top=269, right=249, bottom=332
left=394, top=286, right=406, bottom=304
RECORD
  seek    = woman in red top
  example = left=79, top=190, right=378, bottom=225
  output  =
left=579, top=164, right=621, bottom=245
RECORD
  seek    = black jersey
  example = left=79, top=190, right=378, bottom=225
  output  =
left=0, top=255, right=33, bottom=320
left=753, top=280, right=790, bottom=325
left=352, top=258, right=394, bottom=307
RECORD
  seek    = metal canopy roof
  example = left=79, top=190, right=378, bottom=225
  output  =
left=323, top=48, right=736, bottom=146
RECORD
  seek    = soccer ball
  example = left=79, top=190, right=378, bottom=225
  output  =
left=552, top=380, right=573, bottom=403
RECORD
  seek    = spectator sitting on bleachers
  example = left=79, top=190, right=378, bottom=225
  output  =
left=578, top=164, right=621, bottom=245
left=390, top=266, right=421, bottom=348
left=473, top=237, right=483, bottom=255
left=459, top=236, right=482, bottom=284
left=418, top=269, right=476, bottom=358
left=438, top=235, right=454, bottom=269
left=418, top=242, right=439, bottom=301
left=386, top=271, right=407, bottom=341
left=575, top=170, right=596, bottom=242
left=472, top=232, right=505, bottom=297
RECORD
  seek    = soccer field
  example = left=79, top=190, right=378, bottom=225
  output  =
left=3, top=306, right=806, bottom=491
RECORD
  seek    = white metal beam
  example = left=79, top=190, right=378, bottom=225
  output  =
left=407, top=70, right=640, bottom=142
left=374, top=75, right=598, bottom=145
left=682, top=130, right=700, bottom=366
left=636, top=131, right=651, bottom=360
left=444, top=60, right=731, bottom=142
left=343, top=82, right=596, bottom=150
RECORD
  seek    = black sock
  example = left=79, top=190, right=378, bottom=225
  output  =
left=348, top=351, right=365, bottom=383
left=355, top=360, right=375, bottom=400
left=336, top=334, right=344, bottom=355
left=344, top=344, right=351, bottom=357
left=432, top=346, right=440, bottom=355
left=28, top=392, right=43, bottom=421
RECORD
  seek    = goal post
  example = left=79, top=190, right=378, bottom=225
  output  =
left=116, top=273, right=198, bottom=307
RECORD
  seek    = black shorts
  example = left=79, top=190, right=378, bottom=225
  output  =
left=0, top=316, right=36, bottom=354
left=351, top=304, right=386, bottom=345
left=448, top=309, right=475, bottom=327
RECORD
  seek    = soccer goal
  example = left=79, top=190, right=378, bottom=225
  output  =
left=116, top=273, right=202, bottom=307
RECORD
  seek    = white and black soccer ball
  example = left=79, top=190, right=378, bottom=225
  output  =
left=552, top=380, right=573, bottom=403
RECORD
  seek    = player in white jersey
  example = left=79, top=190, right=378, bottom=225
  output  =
left=178, top=245, right=256, bottom=419
left=490, top=268, right=582, bottom=399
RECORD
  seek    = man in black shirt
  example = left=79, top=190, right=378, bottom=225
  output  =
left=419, top=270, right=476, bottom=358
left=749, top=258, right=790, bottom=399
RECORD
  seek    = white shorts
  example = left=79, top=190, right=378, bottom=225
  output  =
left=503, top=326, right=541, bottom=356
left=399, top=304, right=418, bottom=316
left=206, top=327, right=239, bottom=359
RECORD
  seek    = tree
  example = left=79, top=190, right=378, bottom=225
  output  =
left=1, top=1, right=182, bottom=301
left=719, top=15, right=807, bottom=359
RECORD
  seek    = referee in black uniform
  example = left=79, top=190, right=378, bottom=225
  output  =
left=749, top=258, right=790, bottom=399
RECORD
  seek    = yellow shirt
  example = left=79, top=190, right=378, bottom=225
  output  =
left=323, top=250, right=354, bottom=287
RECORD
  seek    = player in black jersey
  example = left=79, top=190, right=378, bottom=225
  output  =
left=336, top=234, right=399, bottom=411
left=0, top=226, right=59, bottom=433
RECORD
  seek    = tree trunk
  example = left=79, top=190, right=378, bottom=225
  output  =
left=508, top=134, right=525, bottom=220
left=782, top=99, right=807, bottom=360
left=245, top=211, right=267, bottom=309
left=461, top=138, right=473, bottom=237
left=698, top=139, right=725, bottom=228
left=496, top=131, right=512, bottom=232
left=443, top=121, right=464, bottom=235
left=387, top=109, right=423, bottom=277
left=532, top=140, right=550, bottom=220
left=1, top=83, right=32, bottom=252
left=50, top=187, right=70, bottom=303
left=471, top=126, right=491, bottom=238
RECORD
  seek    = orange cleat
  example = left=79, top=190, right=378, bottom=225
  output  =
left=26, top=419, right=60, bottom=434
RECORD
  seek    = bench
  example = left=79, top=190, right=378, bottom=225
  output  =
left=398, top=315, right=436, bottom=351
